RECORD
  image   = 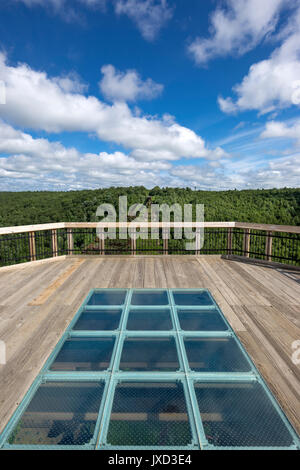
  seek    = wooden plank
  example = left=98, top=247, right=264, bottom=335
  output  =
left=224, top=254, right=300, bottom=272
left=245, top=305, right=300, bottom=380
left=143, top=258, right=156, bottom=288
left=65, top=222, right=236, bottom=229
left=233, top=305, right=300, bottom=398
left=153, top=258, right=168, bottom=288
left=0, top=259, right=72, bottom=308
left=211, top=260, right=270, bottom=307
left=196, top=258, right=247, bottom=332
left=0, top=223, right=65, bottom=235
left=233, top=260, right=300, bottom=305
left=28, top=259, right=85, bottom=306
left=0, top=255, right=299, bottom=438
left=235, top=222, right=300, bottom=234
left=0, top=255, right=67, bottom=273
left=1, top=221, right=297, bottom=234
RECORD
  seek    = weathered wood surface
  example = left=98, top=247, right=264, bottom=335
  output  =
left=1, top=221, right=299, bottom=235
left=0, top=255, right=299, bottom=436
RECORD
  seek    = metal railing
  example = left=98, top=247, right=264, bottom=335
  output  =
left=0, top=222, right=299, bottom=267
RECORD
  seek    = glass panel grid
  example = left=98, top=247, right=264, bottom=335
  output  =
left=1, top=288, right=299, bottom=451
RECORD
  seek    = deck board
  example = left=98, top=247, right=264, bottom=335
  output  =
left=0, top=255, right=299, bottom=436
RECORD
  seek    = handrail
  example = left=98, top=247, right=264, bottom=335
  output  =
left=0, top=223, right=65, bottom=235
left=234, top=222, right=300, bottom=234
left=0, top=221, right=299, bottom=235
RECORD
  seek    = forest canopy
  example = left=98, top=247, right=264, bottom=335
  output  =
left=0, top=187, right=299, bottom=227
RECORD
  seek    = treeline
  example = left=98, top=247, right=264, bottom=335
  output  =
left=0, top=187, right=299, bottom=227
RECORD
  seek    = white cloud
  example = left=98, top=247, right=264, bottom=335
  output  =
left=114, top=0, right=172, bottom=41
left=219, top=7, right=300, bottom=114
left=0, top=120, right=170, bottom=190
left=99, top=64, right=163, bottom=102
left=240, top=153, right=300, bottom=188
left=167, top=152, right=300, bottom=190
left=218, top=96, right=238, bottom=114
left=189, top=0, right=285, bottom=65
left=0, top=53, right=225, bottom=161
left=0, top=120, right=298, bottom=191
left=261, top=120, right=300, bottom=146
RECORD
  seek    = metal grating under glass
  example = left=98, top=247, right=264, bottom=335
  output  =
left=194, top=382, right=294, bottom=448
left=73, top=309, right=122, bottom=331
left=1, top=288, right=299, bottom=450
left=50, top=337, right=116, bottom=372
left=184, top=337, right=252, bottom=373
left=106, top=382, right=193, bottom=447
left=7, top=382, right=105, bottom=446
left=177, top=308, right=228, bottom=331
left=126, top=308, right=173, bottom=331
left=119, top=337, right=180, bottom=372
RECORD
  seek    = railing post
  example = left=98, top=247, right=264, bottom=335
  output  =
left=163, top=228, right=168, bottom=255
left=265, top=231, right=273, bottom=261
left=29, top=231, right=36, bottom=261
left=243, top=228, right=251, bottom=257
left=98, top=228, right=105, bottom=255
left=195, top=227, right=201, bottom=255
left=130, top=229, right=136, bottom=256
left=51, top=229, right=58, bottom=257
left=67, top=228, right=74, bottom=255
left=227, top=228, right=233, bottom=255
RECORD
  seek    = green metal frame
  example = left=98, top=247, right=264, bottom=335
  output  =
left=0, top=288, right=299, bottom=450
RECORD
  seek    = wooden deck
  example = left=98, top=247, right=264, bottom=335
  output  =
left=0, top=255, right=299, bottom=436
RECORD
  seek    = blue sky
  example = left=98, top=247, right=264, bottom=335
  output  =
left=0, top=0, right=299, bottom=191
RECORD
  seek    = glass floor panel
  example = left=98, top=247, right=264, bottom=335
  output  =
left=73, top=309, right=122, bottom=331
left=184, top=337, right=252, bottom=372
left=1, top=288, right=298, bottom=450
left=8, top=382, right=105, bottom=446
left=87, top=290, right=127, bottom=306
left=50, top=338, right=115, bottom=372
left=178, top=308, right=228, bottom=331
left=173, top=290, right=213, bottom=306
left=119, top=337, right=180, bottom=371
left=131, top=290, right=169, bottom=306
left=126, top=308, right=173, bottom=331
left=106, top=382, right=193, bottom=446
left=194, top=382, right=294, bottom=448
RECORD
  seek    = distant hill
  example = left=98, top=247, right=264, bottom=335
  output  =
left=0, top=187, right=299, bottom=227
